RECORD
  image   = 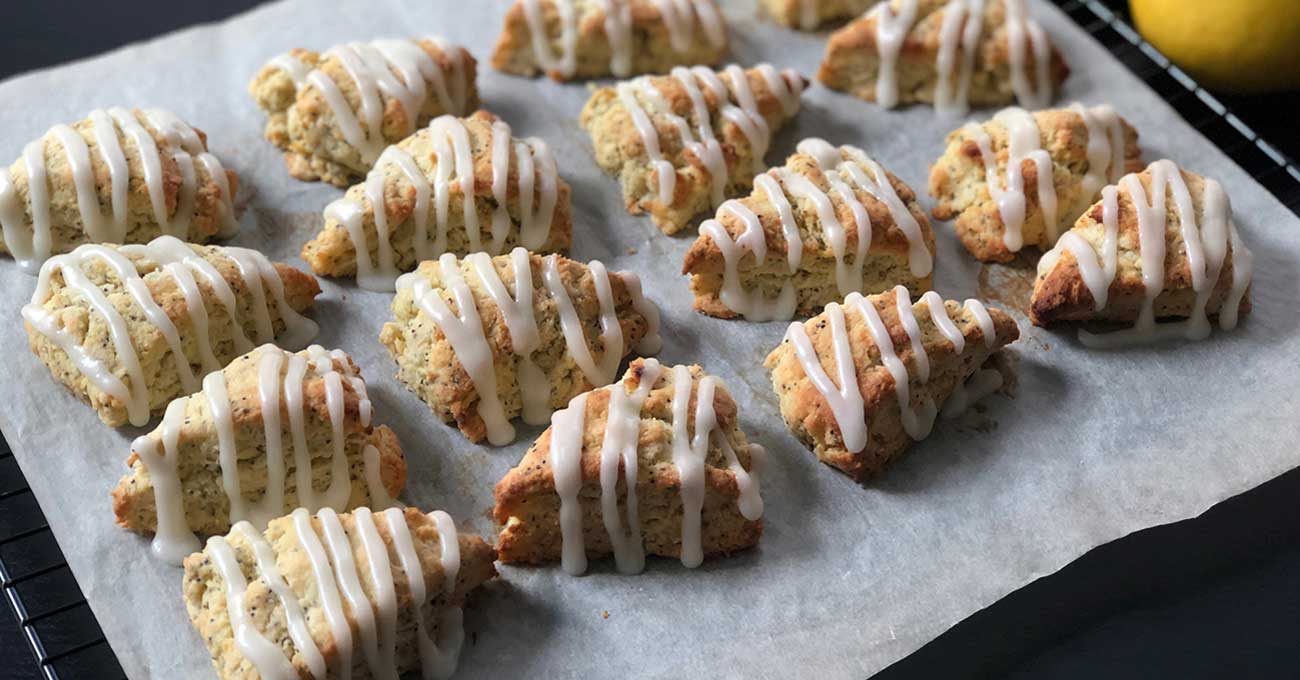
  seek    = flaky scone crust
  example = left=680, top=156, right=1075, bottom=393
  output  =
left=491, top=0, right=728, bottom=81
left=929, top=107, right=1143, bottom=262
left=762, top=0, right=874, bottom=29
left=0, top=109, right=235, bottom=257
left=683, top=147, right=936, bottom=318
left=248, top=40, right=480, bottom=187
left=816, top=0, right=1070, bottom=107
left=183, top=507, right=496, bottom=680
left=765, top=289, right=1020, bottom=481
left=24, top=243, right=320, bottom=427
left=493, top=358, right=762, bottom=565
left=379, top=252, right=656, bottom=444
left=1030, top=166, right=1252, bottom=327
left=300, top=110, right=572, bottom=281
left=581, top=66, right=806, bottom=234
left=112, top=346, right=407, bottom=537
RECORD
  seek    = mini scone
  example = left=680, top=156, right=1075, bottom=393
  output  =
left=1031, top=160, right=1253, bottom=346
left=23, top=236, right=320, bottom=427
left=491, top=0, right=728, bottom=81
left=765, top=286, right=1019, bottom=481
left=183, top=507, right=496, bottom=680
left=0, top=108, right=238, bottom=272
left=817, top=0, right=1069, bottom=112
left=764, top=0, right=874, bottom=30
left=113, top=344, right=407, bottom=564
left=381, top=249, right=661, bottom=446
left=683, top=137, right=935, bottom=321
left=494, top=358, right=764, bottom=574
left=929, top=104, right=1142, bottom=263
left=249, top=37, right=478, bottom=186
left=302, top=111, right=572, bottom=292
left=582, top=63, right=807, bottom=234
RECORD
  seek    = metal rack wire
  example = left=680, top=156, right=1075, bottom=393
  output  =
left=0, top=1, right=1296, bottom=678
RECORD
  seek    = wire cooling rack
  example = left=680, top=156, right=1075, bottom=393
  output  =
left=1, top=1, right=1298, bottom=678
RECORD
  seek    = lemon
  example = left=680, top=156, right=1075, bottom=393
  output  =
left=1130, top=0, right=1300, bottom=93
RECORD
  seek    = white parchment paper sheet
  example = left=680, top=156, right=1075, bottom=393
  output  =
left=0, top=1, right=1297, bottom=677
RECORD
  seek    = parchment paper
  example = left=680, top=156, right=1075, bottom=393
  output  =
left=1, top=1, right=1298, bottom=678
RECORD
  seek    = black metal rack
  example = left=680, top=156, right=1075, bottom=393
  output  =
left=1, top=1, right=1297, bottom=678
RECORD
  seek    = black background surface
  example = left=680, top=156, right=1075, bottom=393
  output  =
left=0, top=1, right=1297, bottom=678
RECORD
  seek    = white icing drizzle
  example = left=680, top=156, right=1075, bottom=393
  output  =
left=396, top=249, right=661, bottom=445
left=22, top=236, right=317, bottom=427
left=870, top=0, right=920, bottom=109
left=232, top=521, right=329, bottom=679
left=1071, top=103, right=1128, bottom=200
left=697, top=138, right=930, bottom=321
left=964, top=107, right=1060, bottom=251
left=275, top=38, right=470, bottom=165
left=133, top=345, right=391, bottom=565
left=385, top=508, right=464, bottom=680
left=206, top=534, right=299, bottom=680
left=783, top=288, right=1000, bottom=452
left=324, top=114, right=559, bottom=292
left=0, top=108, right=237, bottom=272
left=549, top=358, right=763, bottom=575
left=1004, top=0, right=1053, bottom=109
left=933, top=0, right=986, bottom=114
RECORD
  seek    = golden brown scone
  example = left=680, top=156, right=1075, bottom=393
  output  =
left=22, top=236, right=321, bottom=427
left=301, top=110, right=572, bottom=292
left=683, top=138, right=936, bottom=320
left=0, top=108, right=238, bottom=272
left=1030, top=160, right=1253, bottom=336
left=380, top=249, right=662, bottom=446
left=929, top=104, right=1143, bottom=263
left=113, top=344, right=407, bottom=563
left=817, top=0, right=1069, bottom=111
left=763, top=0, right=874, bottom=29
left=249, top=38, right=479, bottom=187
left=765, top=287, right=1019, bottom=481
left=183, top=507, right=496, bottom=680
left=582, top=63, right=807, bottom=234
left=494, top=358, right=764, bottom=572
left=491, top=0, right=728, bottom=81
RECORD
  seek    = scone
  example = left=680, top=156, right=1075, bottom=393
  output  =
left=183, top=507, right=496, bottom=680
left=1031, top=160, right=1253, bottom=346
left=494, top=358, right=764, bottom=574
left=380, top=249, right=661, bottom=446
left=763, top=0, right=874, bottom=29
left=683, top=137, right=936, bottom=321
left=113, top=344, right=407, bottom=565
left=817, top=0, right=1069, bottom=112
left=765, top=286, right=1019, bottom=481
left=491, top=0, right=728, bottom=81
left=0, top=108, right=238, bottom=272
left=929, top=104, right=1142, bottom=262
left=22, top=236, right=321, bottom=427
left=582, top=63, right=807, bottom=234
left=249, top=37, right=478, bottom=187
left=301, top=111, right=572, bottom=292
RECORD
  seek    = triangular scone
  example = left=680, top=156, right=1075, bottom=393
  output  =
left=381, top=249, right=661, bottom=446
left=764, top=0, right=875, bottom=30
left=1030, top=160, right=1253, bottom=340
left=0, top=108, right=238, bottom=272
left=817, top=0, right=1069, bottom=111
left=301, top=111, right=572, bottom=292
left=581, top=63, right=807, bottom=234
left=113, top=344, right=407, bottom=564
left=765, top=286, right=1019, bottom=481
left=184, top=507, right=496, bottom=680
left=22, top=236, right=321, bottom=427
left=491, top=0, right=728, bottom=81
left=683, top=138, right=936, bottom=321
left=929, top=105, right=1143, bottom=262
left=249, top=37, right=479, bottom=187
left=495, top=358, right=764, bottom=573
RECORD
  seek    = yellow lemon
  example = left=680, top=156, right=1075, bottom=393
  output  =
left=1130, top=0, right=1300, bottom=93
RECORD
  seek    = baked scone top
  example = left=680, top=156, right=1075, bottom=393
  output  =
left=0, top=108, right=238, bottom=272
left=492, top=0, right=728, bottom=81
left=22, top=236, right=320, bottom=426
left=305, top=111, right=570, bottom=292
left=764, top=0, right=875, bottom=30
left=1032, top=159, right=1254, bottom=345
